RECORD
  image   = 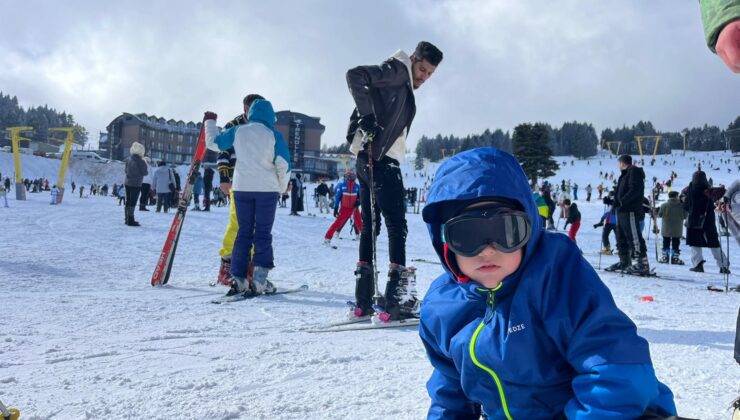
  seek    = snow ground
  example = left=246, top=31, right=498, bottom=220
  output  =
left=1, top=150, right=739, bottom=419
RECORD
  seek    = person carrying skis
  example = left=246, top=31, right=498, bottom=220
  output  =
left=214, top=94, right=265, bottom=286
left=657, top=191, right=687, bottom=264
left=345, top=40, right=443, bottom=320
left=324, top=170, right=362, bottom=246
left=204, top=99, right=291, bottom=297
left=419, top=148, right=677, bottom=419
left=562, top=198, right=581, bottom=243
left=606, top=155, right=651, bottom=275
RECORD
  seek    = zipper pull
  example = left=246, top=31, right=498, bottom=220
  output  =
left=484, top=289, right=495, bottom=323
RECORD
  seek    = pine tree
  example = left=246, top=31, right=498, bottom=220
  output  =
left=513, top=123, right=559, bottom=186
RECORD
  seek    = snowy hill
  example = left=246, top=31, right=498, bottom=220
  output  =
left=1, top=149, right=739, bottom=419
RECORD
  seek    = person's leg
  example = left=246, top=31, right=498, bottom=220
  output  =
left=375, top=157, right=407, bottom=266
left=568, top=221, right=579, bottom=241
left=204, top=188, right=211, bottom=211
left=356, top=153, right=374, bottom=264
left=352, top=208, right=363, bottom=232
left=231, top=192, right=257, bottom=279
left=251, top=192, right=280, bottom=269
left=615, top=213, right=631, bottom=263
left=690, top=246, right=704, bottom=268
left=325, top=207, right=353, bottom=240
left=193, top=193, right=200, bottom=209
left=139, top=183, right=150, bottom=210
left=219, top=190, right=239, bottom=259
left=709, top=247, right=729, bottom=269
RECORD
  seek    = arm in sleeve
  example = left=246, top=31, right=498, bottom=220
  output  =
left=333, top=182, right=343, bottom=209
left=205, top=119, right=237, bottom=152
left=346, top=58, right=409, bottom=116
left=657, top=204, right=665, bottom=218
left=564, top=364, right=676, bottom=419
left=419, top=318, right=481, bottom=420
left=542, top=256, right=676, bottom=419
left=700, top=0, right=740, bottom=52
left=724, top=179, right=740, bottom=201
left=272, top=131, right=291, bottom=193
left=619, top=171, right=644, bottom=210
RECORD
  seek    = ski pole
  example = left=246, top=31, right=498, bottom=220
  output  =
left=365, top=137, right=382, bottom=306
left=724, top=211, right=731, bottom=293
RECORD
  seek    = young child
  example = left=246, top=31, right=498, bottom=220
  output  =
left=657, top=191, right=687, bottom=264
left=594, top=197, right=617, bottom=255
left=419, top=148, right=676, bottom=419
left=562, top=198, right=581, bottom=242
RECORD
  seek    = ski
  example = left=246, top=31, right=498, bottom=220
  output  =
left=707, top=285, right=740, bottom=293
left=151, top=122, right=208, bottom=286
left=319, top=315, right=373, bottom=329
left=211, top=284, right=309, bottom=304
left=306, top=318, right=420, bottom=333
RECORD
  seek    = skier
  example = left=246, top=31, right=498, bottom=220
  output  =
left=418, top=148, right=677, bottom=419
left=204, top=98, right=291, bottom=297
left=123, top=142, right=148, bottom=227
left=562, top=198, right=581, bottom=243
left=151, top=161, right=172, bottom=213
left=606, top=155, right=650, bottom=275
left=0, top=183, right=8, bottom=208
left=345, top=40, right=443, bottom=320
left=117, top=183, right=126, bottom=206
left=203, top=166, right=214, bottom=212
left=71, top=181, right=75, bottom=193
left=541, top=181, right=556, bottom=230
left=684, top=170, right=730, bottom=274
left=585, top=183, right=592, bottom=202
left=214, top=93, right=265, bottom=286
left=289, top=173, right=304, bottom=215
left=323, top=170, right=362, bottom=245
left=192, top=171, right=203, bottom=211
left=594, top=196, right=617, bottom=255
left=316, top=179, right=330, bottom=214
left=657, top=191, right=687, bottom=264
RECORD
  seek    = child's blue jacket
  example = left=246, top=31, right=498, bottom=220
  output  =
left=419, top=148, right=676, bottom=419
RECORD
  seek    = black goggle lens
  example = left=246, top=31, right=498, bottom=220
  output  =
left=443, top=210, right=531, bottom=257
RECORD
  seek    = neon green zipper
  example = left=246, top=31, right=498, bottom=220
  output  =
left=470, top=283, right=513, bottom=420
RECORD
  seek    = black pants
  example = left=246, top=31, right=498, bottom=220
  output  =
left=662, top=237, right=680, bottom=252
left=125, top=186, right=141, bottom=218
left=156, top=193, right=170, bottom=212
left=616, top=211, right=647, bottom=260
left=139, top=183, right=151, bottom=208
left=735, top=307, right=739, bottom=365
left=204, top=187, right=212, bottom=211
left=601, top=224, right=616, bottom=249
left=356, top=153, right=407, bottom=266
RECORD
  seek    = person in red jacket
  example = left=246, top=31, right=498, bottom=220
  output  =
left=324, top=170, right=362, bottom=246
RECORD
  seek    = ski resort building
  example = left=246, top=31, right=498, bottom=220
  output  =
left=103, top=113, right=213, bottom=164
left=274, top=110, right=339, bottom=180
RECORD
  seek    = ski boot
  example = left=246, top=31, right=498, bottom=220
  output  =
left=250, top=266, right=276, bottom=295
left=216, top=257, right=233, bottom=287
left=605, top=257, right=631, bottom=272
left=669, top=250, right=684, bottom=265
left=353, top=262, right=376, bottom=317
left=720, top=266, right=731, bottom=275
left=380, top=264, right=420, bottom=321
left=225, top=276, right=250, bottom=297
left=658, top=249, right=670, bottom=264
left=599, top=248, right=613, bottom=256
left=623, top=257, right=652, bottom=276
left=689, top=260, right=705, bottom=273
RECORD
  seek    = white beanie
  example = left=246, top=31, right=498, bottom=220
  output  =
left=130, top=142, right=145, bottom=157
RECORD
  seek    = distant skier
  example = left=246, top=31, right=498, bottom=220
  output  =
left=562, top=199, right=581, bottom=243
left=50, top=185, right=59, bottom=205
left=151, top=161, right=172, bottom=212
left=418, top=148, right=677, bottom=419
left=323, top=170, right=362, bottom=246
left=345, top=41, right=443, bottom=320
left=316, top=179, right=330, bottom=214
left=657, top=191, right=687, bottom=264
left=204, top=99, right=291, bottom=297
left=289, top=173, right=304, bottom=216
left=124, top=142, right=148, bottom=227
left=594, top=196, right=617, bottom=255
left=192, top=171, right=204, bottom=211
left=585, top=183, right=592, bottom=202
left=0, top=183, right=8, bottom=208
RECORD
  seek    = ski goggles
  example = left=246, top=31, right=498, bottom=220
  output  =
left=442, top=208, right=532, bottom=257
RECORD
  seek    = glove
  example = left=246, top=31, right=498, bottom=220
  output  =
left=203, top=111, right=217, bottom=121
left=333, top=207, right=339, bottom=217
left=593, top=223, right=602, bottom=228
left=358, top=114, right=381, bottom=140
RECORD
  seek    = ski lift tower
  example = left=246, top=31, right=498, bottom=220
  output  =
left=49, top=127, right=76, bottom=204
left=634, top=135, right=662, bottom=163
left=5, top=126, right=34, bottom=201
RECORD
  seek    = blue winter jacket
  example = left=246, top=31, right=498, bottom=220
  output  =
left=419, top=148, right=676, bottom=420
left=333, top=179, right=360, bottom=210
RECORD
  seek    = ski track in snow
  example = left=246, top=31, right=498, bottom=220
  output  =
left=1, top=151, right=739, bottom=419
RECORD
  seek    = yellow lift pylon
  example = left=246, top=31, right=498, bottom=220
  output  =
left=635, top=135, right=662, bottom=161
left=5, top=126, right=34, bottom=201
left=49, top=127, right=77, bottom=204
left=605, top=141, right=622, bottom=156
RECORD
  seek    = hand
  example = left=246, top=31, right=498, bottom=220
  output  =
left=593, top=223, right=601, bottom=229
left=716, top=20, right=740, bottom=73
left=333, top=207, right=338, bottom=217
left=358, top=114, right=381, bottom=140
left=204, top=111, right=218, bottom=121
left=220, top=182, right=231, bottom=195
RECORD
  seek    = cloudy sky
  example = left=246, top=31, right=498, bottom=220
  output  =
left=0, top=0, right=737, bottom=149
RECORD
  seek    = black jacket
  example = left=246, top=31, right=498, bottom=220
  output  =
left=565, top=203, right=581, bottom=224
left=316, top=183, right=329, bottom=197
left=615, top=165, right=645, bottom=213
left=203, top=167, right=214, bottom=190
left=346, top=54, right=416, bottom=161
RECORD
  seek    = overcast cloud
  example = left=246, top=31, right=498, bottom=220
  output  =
left=0, top=0, right=737, bottom=149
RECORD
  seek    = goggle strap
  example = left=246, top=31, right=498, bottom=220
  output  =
left=443, top=243, right=470, bottom=283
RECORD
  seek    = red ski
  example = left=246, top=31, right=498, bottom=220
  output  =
left=151, top=122, right=208, bottom=286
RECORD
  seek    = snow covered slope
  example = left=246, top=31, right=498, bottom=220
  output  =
left=0, top=150, right=738, bottom=419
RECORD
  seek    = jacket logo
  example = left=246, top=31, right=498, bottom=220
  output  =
left=507, top=323, right=526, bottom=334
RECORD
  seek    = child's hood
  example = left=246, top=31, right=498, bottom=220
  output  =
left=422, top=148, right=543, bottom=295
left=247, top=99, right=276, bottom=129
